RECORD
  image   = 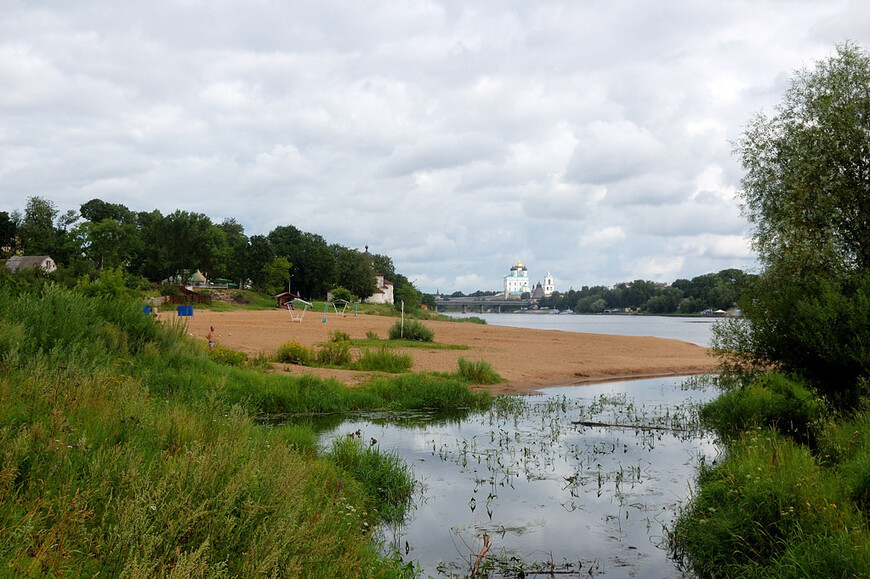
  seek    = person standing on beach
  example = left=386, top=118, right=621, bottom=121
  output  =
left=206, top=326, right=215, bottom=349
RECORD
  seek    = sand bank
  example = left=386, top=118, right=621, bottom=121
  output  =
left=167, top=309, right=719, bottom=395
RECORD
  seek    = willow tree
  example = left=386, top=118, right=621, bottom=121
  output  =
left=715, top=42, right=870, bottom=406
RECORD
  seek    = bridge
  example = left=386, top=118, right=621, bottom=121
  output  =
left=433, top=296, right=537, bottom=314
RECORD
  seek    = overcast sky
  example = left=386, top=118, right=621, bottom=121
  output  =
left=2, top=1, right=868, bottom=293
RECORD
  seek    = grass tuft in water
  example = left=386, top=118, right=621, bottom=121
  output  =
left=327, top=435, right=415, bottom=524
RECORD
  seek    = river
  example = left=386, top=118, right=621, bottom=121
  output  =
left=446, top=312, right=720, bottom=347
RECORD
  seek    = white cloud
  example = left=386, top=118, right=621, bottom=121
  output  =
left=2, top=1, right=865, bottom=292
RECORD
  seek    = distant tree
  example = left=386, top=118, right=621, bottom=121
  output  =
left=18, top=196, right=61, bottom=257
left=80, top=199, right=134, bottom=224
left=333, top=246, right=377, bottom=300
left=217, top=218, right=248, bottom=282
left=394, top=282, right=421, bottom=311
left=76, top=218, right=143, bottom=270
left=245, top=235, right=276, bottom=291
left=421, top=293, right=437, bottom=309
left=260, top=256, right=292, bottom=296
left=158, top=211, right=228, bottom=281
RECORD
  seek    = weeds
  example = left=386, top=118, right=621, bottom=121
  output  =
left=456, top=357, right=502, bottom=385
left=389, top=319, right=434, bottom=342
left=671, top=371, right=870, bottom=576
left=353, top=347, right=413, bottom=373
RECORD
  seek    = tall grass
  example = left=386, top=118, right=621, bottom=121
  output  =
left=0, top=285, right=427, bottom=577
left=389, top=319, right=434, bottom=342
left=671, top=371, right=870, bottom=576
left=670, top=429, right=870, bottom=576
left=327, top=436, right=415, bottom=524
left=456, top=357, right=502, bottom=385
left=353, top=347, right=413, bottom=373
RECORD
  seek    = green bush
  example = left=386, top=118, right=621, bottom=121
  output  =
left=329, top=330, right=351, bottom=343
left=316, top=340, right=352, bottom=366
left=456, top=357, right=502, bottom=385
left=353, top=347, right=413, bottom=373
left=208, top=344, right=248, bottom=367
left=388, top=319, right=433, bottom=342
left=275, top=341, right=313, bottom=365
left=700, top=373, right=823, bottom=445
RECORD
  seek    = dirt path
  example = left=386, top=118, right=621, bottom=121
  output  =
left=164, top=309, right=720, bottom=395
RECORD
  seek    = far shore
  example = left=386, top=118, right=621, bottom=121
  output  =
left=165, top=309, right=720, bottom=395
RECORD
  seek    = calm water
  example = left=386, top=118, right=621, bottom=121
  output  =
left=446, top=313, right=720, bottom=347
left=321, top=376, right=719, bottom=578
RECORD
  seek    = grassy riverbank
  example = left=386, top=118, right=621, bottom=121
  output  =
left=670, top=375, right=870, bottom=576
left=0, top=286, right=490, bottom=576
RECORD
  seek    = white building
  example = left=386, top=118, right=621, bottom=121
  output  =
left=543, top=271, right=555, bottom=297
left=504, top=260, right=531, bottom=298
left=364, top=274, right=395, bottom=305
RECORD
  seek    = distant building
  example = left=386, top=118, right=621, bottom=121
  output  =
left=543, top=271, right=554, bottom=297
left=365, top=274, right=395, bottom=305
left=504, top=260, right=531, bottom=298
left=4, top=255, right=57, bottom=273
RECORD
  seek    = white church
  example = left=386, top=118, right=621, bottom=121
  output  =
left=504, top=260, right=554, bottom=299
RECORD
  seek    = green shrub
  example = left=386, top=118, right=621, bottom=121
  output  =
left=329, top=330, right=351, bottom=343
left=208, top=345, right=248, bottom=367
left=456, top=357, right=502, bottom=385
left=275, top=341, right=313, bottom=365
left=159, top=284, right=183, bottom=296
left=365, top=330, right=379, bottom=340
left=388, top=319, right=433, bottom=342
left=353, top=347, right=413, bottom=373
left=330, top=286, right=354, bottom=303
left=700, top=373, right=823, bottom=445
left=316, top=340, right=352, bottom=367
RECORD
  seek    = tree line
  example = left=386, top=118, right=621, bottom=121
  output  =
left=0, top=197, right=421, bottom=307
left=539, top=268, right=756, bottom=314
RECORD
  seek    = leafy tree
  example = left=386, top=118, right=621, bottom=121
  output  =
left=245, top=235, right=276, bottom=291
left=268, top=226, right=336, bottom=299
left=717, top=43, right=870, bottom=405
left=333, top=246, right=377, bottom=300
left=394, top=282, right=421, bottom=311
left=260, top=256, right=292, bottom=296
left=76, top=218, right=143, bottom=270
left=18, top=196, right=62, bottom=257
left=158, top=211, right=228, bottom=281
left=421, top=293, right=437, bottom=310
left=79, top=199, right=135, bottom=224
left=217, top=218, right=248, bottom=282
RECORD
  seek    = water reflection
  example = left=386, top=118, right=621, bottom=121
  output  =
left=319, top=376, right=720, bottom=578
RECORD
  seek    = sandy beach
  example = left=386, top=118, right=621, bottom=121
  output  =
left=166, top=308, right=720, bottom=395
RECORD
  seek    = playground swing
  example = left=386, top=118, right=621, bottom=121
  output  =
left=330, top=298, right=350, bottom=315
left=287, top=298, right=313, bottom=322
